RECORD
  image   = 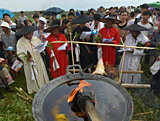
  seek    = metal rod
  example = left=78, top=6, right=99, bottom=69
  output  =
left=84, top=100, right=103, bottom=121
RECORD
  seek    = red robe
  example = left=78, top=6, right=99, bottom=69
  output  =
left=99, top=26, right=120, bottom=67
left=47, top=33, right=69, bottom=79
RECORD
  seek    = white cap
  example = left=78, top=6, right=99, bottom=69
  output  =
left=39, top=17, right=46, bottom=24
left=0, top=21, right=10, bottom=29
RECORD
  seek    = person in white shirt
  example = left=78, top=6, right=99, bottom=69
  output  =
left=3, top=13, right=16, bottom=32
left=136, top=3, right=153, bottom=23
left=119, top=24, right=149, bottom=84
left=137, top=10, right=154, bottom=40
left=18, top=11, right=28, bottom=25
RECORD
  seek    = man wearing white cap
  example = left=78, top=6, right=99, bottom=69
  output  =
left=34, top=17, right=49, bottom=42
left=34, top=17, right=51, bottom=71
left=1, top=22, right=17, bottom=54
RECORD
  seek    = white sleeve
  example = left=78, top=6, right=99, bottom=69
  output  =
left=133, top=49, right=145, bottom=56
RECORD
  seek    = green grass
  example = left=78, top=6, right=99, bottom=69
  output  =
left=0, top=68, right=160, bottom=121
left=0, top=69, right=34, bottom=121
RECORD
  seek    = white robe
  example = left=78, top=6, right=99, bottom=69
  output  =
left=17, top=36, right=49, bottom=94
left=119, top=33, right=148, bottom=84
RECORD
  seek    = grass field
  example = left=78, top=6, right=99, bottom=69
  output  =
left=0, top=67, right=160, bottom=121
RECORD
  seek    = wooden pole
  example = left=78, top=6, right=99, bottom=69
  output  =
left=70, top=33, right=75, bottom=74
left=122, top=71, right=143, bottom=74
left=133, top=111, right=153, bottom=117
left=121, top=84, right=151, bottom=88
left=120, top=37, right=124, bottom=45
left=118, top=38, right=127, bottom=84
left=84, top=100, right=103, bottom=121
left=51, top=41, right=156, bottom=50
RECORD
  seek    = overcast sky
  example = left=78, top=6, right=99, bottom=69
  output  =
left=0, top=0, right=157, bottom=12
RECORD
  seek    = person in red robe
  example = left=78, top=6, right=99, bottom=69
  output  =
left=99, top=16, right=120, bottom=67
left=45, top=25, right=69, bottom=79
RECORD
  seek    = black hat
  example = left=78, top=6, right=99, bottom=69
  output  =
left=122, top=24, right=149, bottom=31
left=16, top=25, right=40, bottom=35
left=43, top=25, right=63, bottom=33
left=100, top=16, right=121, bottom=24
left=72, top=11, right=93, bottom=24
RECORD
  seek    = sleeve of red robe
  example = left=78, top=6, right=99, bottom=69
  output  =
left=112, top=29, right=120, bottom=45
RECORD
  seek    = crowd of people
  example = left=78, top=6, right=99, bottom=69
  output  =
left=0, top=3, right=160, bottom=99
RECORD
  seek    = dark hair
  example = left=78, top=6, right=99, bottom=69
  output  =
left=69, top=9, right=75, bottom=12
left=109, top=7, right=114, bottom=10
left=27, top=20, right=32, bottom=24
left=130, top=12, right=135, bottom=17
left=33, top=14, right=39, bottom=19
left=120, top=10, right=129, bottom=15
left=115, top=10, right=119, bottom=15
left=61, top=14, right=66, bottom=17
left=140, top=3, right=149, bottom=9
left=134, top=9, right=140, bottom=13
left=115, top=7, right=118, bottom=10
left=111, top=14, right=117, bottom=18
left=16, top=23, right=24, bottom=29
left=155, top=8, right=159, bottom=11
left=62, top=19, right=69, bottom=24
left=88, top=12, right=94, bottom=16
left=100, top=6, right=104, bottom=9
left=90, top=8, right=94, bottom=12
left=93, top=14, right=101, bottom=21
left=142, top=10, right=151, bottom=16
left=3, top=13, right=10, bottom=18
left=20, top=11, right=24, bottom=13
left=68, top=12, right=75, bottom=17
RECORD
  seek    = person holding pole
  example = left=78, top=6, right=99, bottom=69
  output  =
left=119, top=24, right=149, bottom=84
left=99, top=16, right=120, bottom=67
left=16, top=25, right=49, bottom=94
left=44, top=25, right=69, bottom=79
